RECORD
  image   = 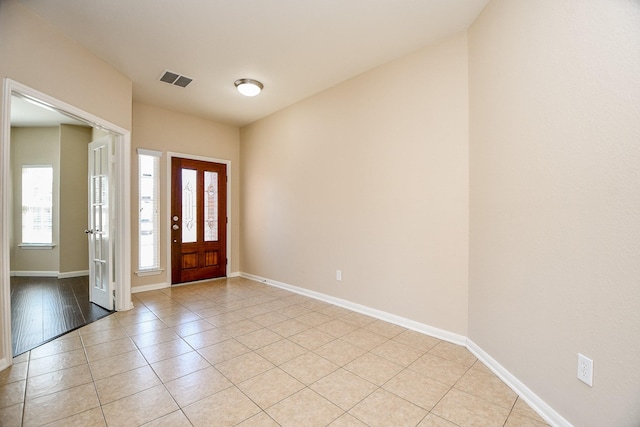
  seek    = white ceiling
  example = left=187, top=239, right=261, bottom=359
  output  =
left=19, top=0, right=489, bottom=127
left=11, top=96, right=88, bottom=127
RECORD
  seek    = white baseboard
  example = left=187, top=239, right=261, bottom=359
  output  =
left=58, top=270, right=89, bottom=279
left=240, top=271, right=568, bottom=426
left=132, top=273, right=240, bottom=294
left=10, top=271, right=58, bottom=277
left=0, top=357, right=8, bottom=372
left=240, top=272, right=466, bottom=345
left=131, top=282, right=169, bottom=293
left=466, top=340, right=571, bottom=427
left=10, top=270, right=89, bottom=278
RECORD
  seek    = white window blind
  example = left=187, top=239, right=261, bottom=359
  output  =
left=22, top=165, right=53, bottom=245
left=138, top=149, right=161, bottom=271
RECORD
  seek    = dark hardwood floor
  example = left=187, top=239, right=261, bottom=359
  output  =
left=10, top=276, right=113, bottom=356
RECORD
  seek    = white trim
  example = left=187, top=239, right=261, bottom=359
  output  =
left=239, top=272, right=466, bottom=346
left=130, top=274, right=240, bottom=294
left=1, top=82, right=12, bottom=363
left=467, top=339, right=572, bottom=427
left=1, top=78, right=132, bottom=366
left=18, top=244, right=56, bottom=249
left=166, top=152, right=232, bottom=283
left=0, top=357, right=8, bottom=372
left=137, top=151, right=161, bottom=272
left=135, top=269, right=165, bottom=277
left=58, top=270, right=89, bottom=279
left=114, top=131, right=132, bottom=311
left=239, top=272, right=566, bottom=425
left=10, top=271, right=58, bottom=277
left=136, top=148, right=162, bottom=157
left=10, top=270, right=89, bottom=278
left=131, top=282, right=169, bottom=293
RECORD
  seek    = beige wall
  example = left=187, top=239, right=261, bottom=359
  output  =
left=0, top=0, right=132, bottom=364
left=2, top=0, right=638, bottom=423
left=131, top=102, right=241, bottom=289
left=59, top=124, right=91, bottom=274
left=0, top=0, right=132, bottom=130
left=10, top=125, right=91, bottom=275
left=241, top=33, right=469, bottom=335
left=10, top=127, right=60, bottom=272
left=468, top=1, right=640, bottom=425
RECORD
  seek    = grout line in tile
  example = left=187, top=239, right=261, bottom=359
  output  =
left=11, top=278, right=548, bottom=427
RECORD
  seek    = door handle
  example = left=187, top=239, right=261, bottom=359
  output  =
left=172, top=224, right=179, bottom=230
left=84, top=229, right=94, bottom=234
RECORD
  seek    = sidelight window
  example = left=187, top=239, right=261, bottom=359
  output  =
left=137, top=149, right=161, bottom=272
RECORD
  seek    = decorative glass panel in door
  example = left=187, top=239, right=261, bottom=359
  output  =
left=204, top=171, right=218, bottom=242
left=181, top=168, right=197, bottom=243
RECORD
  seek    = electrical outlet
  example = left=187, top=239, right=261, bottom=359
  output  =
left=577, top=353, right=593, bottom=387
left=336, top=270, right=342, bottom=281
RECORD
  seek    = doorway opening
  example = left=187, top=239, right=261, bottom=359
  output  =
left=0, top=79, right=132, bottom=364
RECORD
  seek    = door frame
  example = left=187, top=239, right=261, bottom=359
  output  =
left=166, top=152, right=231, bottom=284
left=0, top=79, right=132, bottom=367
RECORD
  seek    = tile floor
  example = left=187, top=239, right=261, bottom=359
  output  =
left=0, top=277, right=550, bottom=426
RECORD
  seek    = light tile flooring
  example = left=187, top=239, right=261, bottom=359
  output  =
left=0, top=277, right=549, bottom=426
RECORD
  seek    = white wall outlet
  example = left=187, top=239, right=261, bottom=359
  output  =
left=336, top=270, right=342, bottom=281
left=577, top=353, right=593, bottom=387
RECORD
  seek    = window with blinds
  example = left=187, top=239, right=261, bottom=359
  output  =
left=21, top=165, right=53, bottom=245
left=138, top=149, right=161, bottom=272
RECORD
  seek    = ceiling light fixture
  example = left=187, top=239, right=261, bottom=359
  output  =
left=234, top=78, right=263, bottom=97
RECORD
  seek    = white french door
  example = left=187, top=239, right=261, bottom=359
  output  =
left=87, top=136, right=113, bottom=310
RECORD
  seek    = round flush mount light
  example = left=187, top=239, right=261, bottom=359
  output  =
left=234, top=78, right=263, bottom=97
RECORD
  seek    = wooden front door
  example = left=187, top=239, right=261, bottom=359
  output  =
left=171, top=157, right=227, bottom=284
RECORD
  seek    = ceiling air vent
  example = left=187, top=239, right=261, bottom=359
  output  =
left=159, top=70, right=193, bottom=88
